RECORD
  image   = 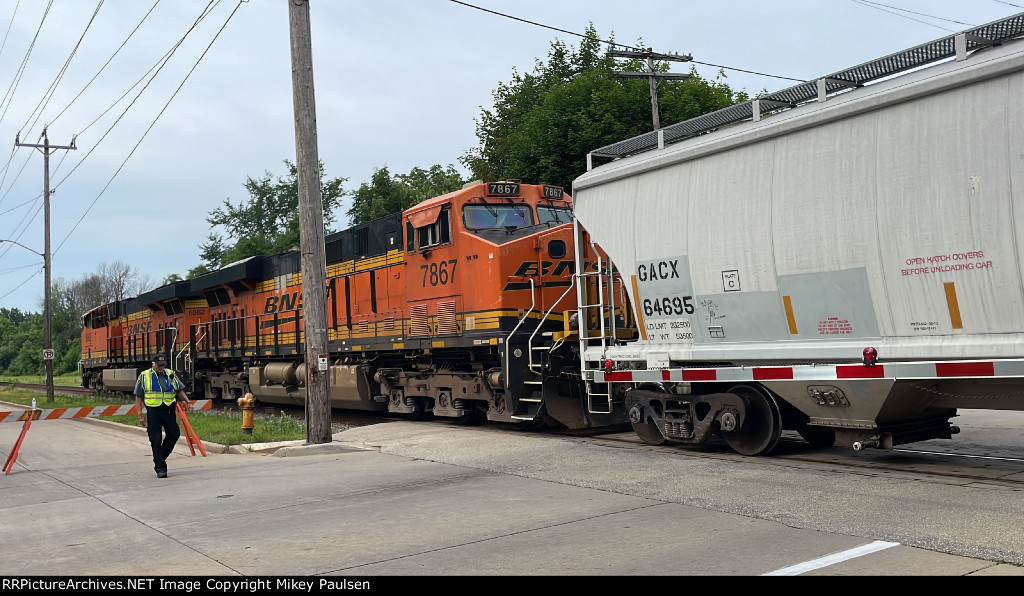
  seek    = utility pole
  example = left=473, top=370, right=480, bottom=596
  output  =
left=609, top=49, right=693, bottom=130
left=15, top=128, right=76, bottom=404
left=288, top=0, right=331, bottom=444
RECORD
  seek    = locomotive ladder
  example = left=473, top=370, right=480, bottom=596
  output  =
left=505, top=279, right=543, bottom=420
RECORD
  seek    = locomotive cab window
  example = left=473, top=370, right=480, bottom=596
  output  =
left=415, top=208, right=451, bottom=250
left=538, top=205, right=572, bottom=225
left=463, top=204, right=535, bottom=230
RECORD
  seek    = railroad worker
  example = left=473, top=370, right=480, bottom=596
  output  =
left=133, top=354, right=193, bottom=478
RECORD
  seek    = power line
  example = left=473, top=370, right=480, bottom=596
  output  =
left=852, top=0, right=975, bottom=26
left=0, top=272, right=39, bottom=305
left=0, top=0, right=22, bottom=65
left=448, top=0, right=805, bottom=83
left=55, top=0, right=247, bottom=257
left=48, top=0, right=224, bottom=195
left=47, top=0, right=162, bottom=129
left=17, top=1, right=105, bottom=137
left=848, top=0, right=960, bottom=32
left=0, top=0, right=52, bottom=131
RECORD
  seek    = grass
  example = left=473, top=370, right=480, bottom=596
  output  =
left=0, top=373, right=82, bottom=386
left=0, top=386, right=307, bottom=445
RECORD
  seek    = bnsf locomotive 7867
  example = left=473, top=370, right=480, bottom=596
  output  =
left=79, top=181, right=627, bottom=430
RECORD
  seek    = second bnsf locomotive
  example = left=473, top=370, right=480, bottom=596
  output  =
left=80, top=181, right=627, bottom=429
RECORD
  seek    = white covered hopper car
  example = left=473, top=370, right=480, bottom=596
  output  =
left=569, top=13, right=1024, bottom=454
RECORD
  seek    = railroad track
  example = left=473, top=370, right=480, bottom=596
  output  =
left=2, top=382, right=98, bottom=397
left=8, top=382, right=1021, bottom=487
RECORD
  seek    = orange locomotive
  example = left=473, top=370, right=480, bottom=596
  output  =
left=79, top=181, right=627, bottom=430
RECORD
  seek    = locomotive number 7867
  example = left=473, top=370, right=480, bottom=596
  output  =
left=421, top=260, right=458, bottom=287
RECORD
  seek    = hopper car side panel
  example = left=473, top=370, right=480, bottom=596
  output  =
left=571, top=16, right=1024, bottom=454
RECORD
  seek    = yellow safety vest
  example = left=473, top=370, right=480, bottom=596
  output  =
left=139, top=368, right=184, bottom=407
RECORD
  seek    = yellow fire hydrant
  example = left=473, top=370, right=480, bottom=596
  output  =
left=238, top=393, right=255, bottom=435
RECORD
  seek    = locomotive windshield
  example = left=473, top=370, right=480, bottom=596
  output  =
left=463, top=204, right=534, bottom=229
left=537, top=206, right=572, bottom=225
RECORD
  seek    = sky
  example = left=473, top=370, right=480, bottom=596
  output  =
left=0, top=0, right=1020, bottom=313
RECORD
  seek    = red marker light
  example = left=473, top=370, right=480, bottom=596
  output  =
left=862, top=347, right=878, bottom=366
left=604, top=359, right=613, bottom=372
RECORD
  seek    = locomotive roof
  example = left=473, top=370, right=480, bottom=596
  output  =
left=137, top=280, right=197, bottom=306
left=582, top=11, right=1024, bottom=171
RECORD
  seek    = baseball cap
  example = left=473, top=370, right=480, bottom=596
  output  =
left=152, top=354, right=168, bottom=366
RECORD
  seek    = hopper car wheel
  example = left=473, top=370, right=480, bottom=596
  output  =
left=720, top=385, right=782, bottom=456
left=628, top=405, right=667, bottom=446
left=797, top=425, right=836, bottom=448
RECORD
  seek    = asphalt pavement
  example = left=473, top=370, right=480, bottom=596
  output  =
left=1, top=402, right=1023, bottom=578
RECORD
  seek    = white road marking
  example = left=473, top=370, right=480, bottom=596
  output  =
left=762, top=540, right=900, bottom=576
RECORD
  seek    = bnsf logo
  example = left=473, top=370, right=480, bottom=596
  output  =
left=510, top=260, right=576, bottom=277
left=264, top=291, right=303, bottom=313
left=126, top=321, right=151, bottom=334
left=503, top=260, right=599, bottom=291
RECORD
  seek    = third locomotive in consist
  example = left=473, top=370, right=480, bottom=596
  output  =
left=81, top=12, right=1024, bottom=455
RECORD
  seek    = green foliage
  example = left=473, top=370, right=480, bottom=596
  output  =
left=0, top=387, right=308, bottom=445
left=0, top=307, right=31, bottom=324
left=346, top=164, right=465, bottom=226
left=191, top=159, right=347, bottom=276
left=461, top=25, right=748, bottom=190
left=0, top=373, right=81, bottom=385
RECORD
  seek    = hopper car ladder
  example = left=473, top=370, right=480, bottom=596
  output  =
left=573, top=219, right=619, bottom=415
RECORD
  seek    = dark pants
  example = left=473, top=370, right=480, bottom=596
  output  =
left=146, top=404, right=180, bottom=474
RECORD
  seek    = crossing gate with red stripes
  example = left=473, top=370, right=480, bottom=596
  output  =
left=2, top=400, right=212, bottom=474
left=0, top=399, right=211, bottom=423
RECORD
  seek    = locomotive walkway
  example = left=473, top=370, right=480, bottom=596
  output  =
left=1, top=403, right=1022, bottom=577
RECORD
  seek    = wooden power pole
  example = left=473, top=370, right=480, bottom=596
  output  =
left=288, top=0, right=332, bottom=444
left=609, top=49, right=693, bottom=130
left=14, top=128, right=76, bottom=404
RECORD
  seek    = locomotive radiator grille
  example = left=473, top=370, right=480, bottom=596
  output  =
left=438, top=301, right=459, bottom=335
left=410, top=304, right=431, bottom=336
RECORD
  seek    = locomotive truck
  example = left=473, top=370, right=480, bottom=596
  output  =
left=565, top=12, right=1024, bottom=454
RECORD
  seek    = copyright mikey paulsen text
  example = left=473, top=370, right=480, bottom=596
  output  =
left=2, top=579, right=371, bottom=592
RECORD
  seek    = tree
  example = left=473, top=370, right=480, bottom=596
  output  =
left=192, top=159, right=346, bottom=275
left=461, top=25, right=748, bottom=190
left=0, top=263, right=156, bottom=376
left=98, top=261, right=152, bottom=303
left=346, top=164, right=464, bottom=226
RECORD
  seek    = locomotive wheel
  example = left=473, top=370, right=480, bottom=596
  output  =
left=452, top=402, right=485, bottom=426
left=628, top=405, right=667, bottom=446
left=720, top=385, right=782, bottom=456
left=797, top=424, right=836, bottom=448
left=401, top=397, right=430, bottom=421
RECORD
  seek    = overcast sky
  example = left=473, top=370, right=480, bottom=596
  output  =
left=0, top=0, right=1020, bottom=313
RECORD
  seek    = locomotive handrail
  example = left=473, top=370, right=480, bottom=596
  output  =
left=526, top=275, right=578, bottom=375
left=504, top=278, right=536, bottom=389
left=178, top=326, right=204, bottom=384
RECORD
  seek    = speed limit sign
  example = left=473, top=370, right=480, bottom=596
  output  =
left=42, top=348, right=55, bottom=360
